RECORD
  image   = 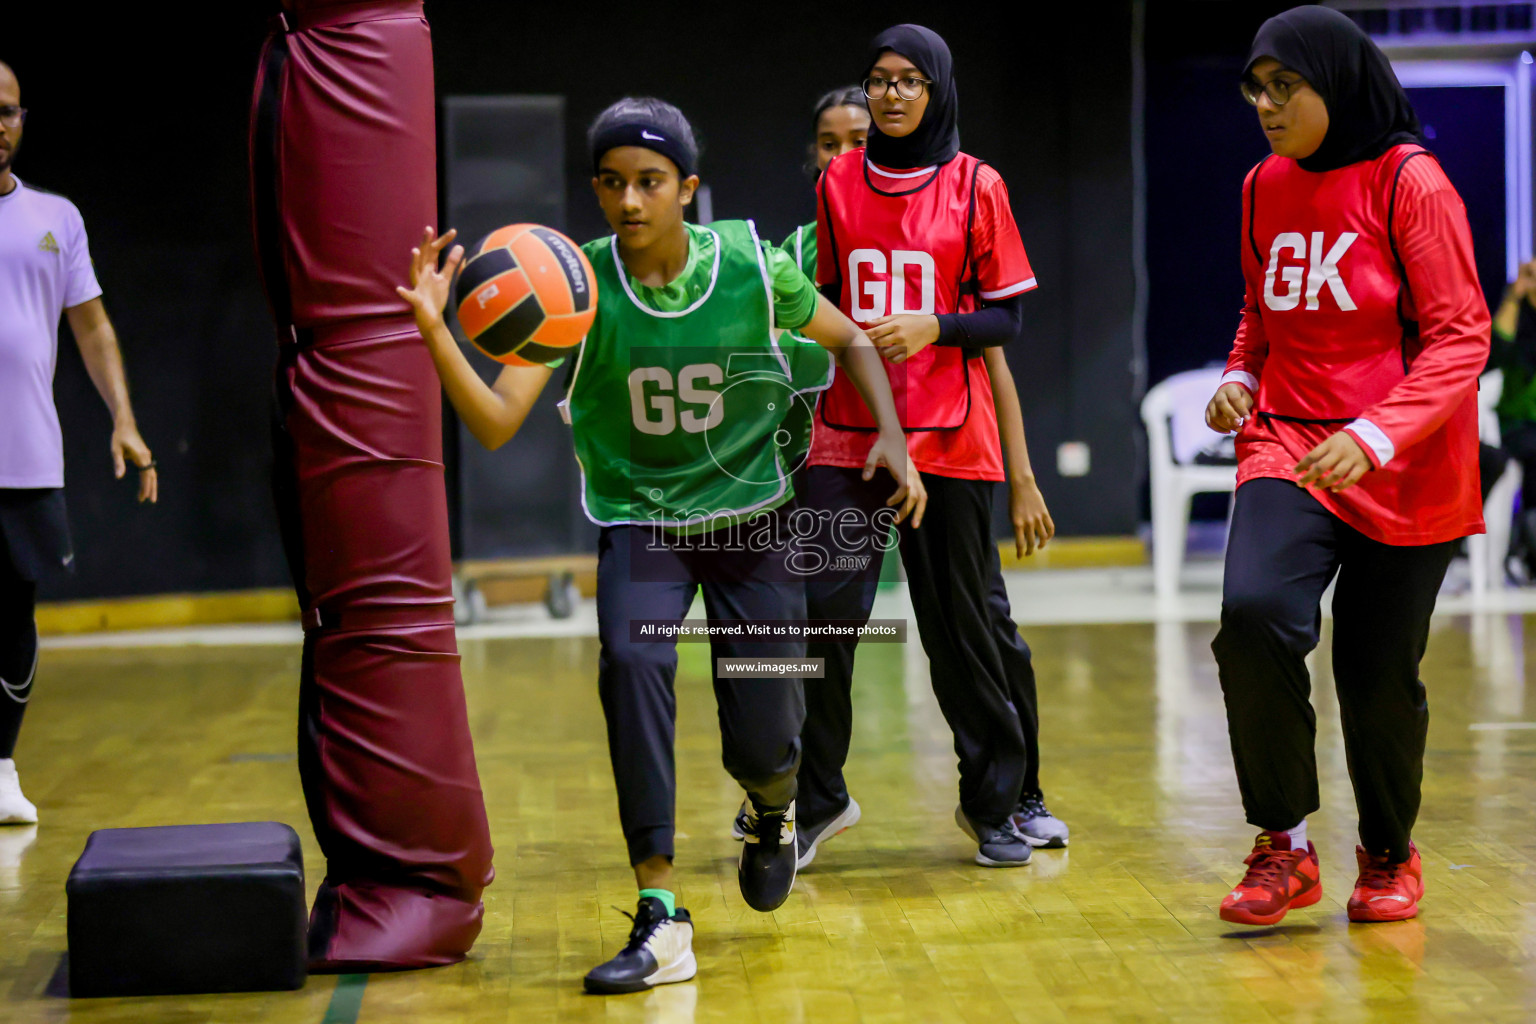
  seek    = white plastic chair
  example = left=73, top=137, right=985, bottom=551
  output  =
left=1470, top=368, right=1521, bottom=598
left=1141, top=368, right=1239, bottom=600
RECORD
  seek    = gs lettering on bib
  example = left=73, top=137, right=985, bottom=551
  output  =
left=1244, top=152, right=1422, bottom=421
left=817, top=153, right=990, bottom=431
left=627, top=364, right=725, bottom=436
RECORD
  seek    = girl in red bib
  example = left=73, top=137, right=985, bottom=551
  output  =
left=794, top=24, right=1065, bottom=869
left=1207, top=7, right=1488, bottom=927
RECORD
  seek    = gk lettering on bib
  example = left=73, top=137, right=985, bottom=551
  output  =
left=1243, top=154, right=1416, bottom=422
left=1263, top=231, right=1358, bottom=311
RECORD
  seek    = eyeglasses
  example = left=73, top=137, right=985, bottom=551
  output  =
left=862, top=75, right=931, bottom=102
left=0, top=107, right=26, bottom=129
left=1241, top=77, right=1296, bottom=107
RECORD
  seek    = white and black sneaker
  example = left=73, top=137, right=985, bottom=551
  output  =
left=955, top=805, right=1032, bottom=867
left=583, top=897, right=696, bottom=995
left=795, top=797, right=861, bottom=870
left=1011, top=793, right=1069, bottom=848
left=739, top=800, right=797, bottom=911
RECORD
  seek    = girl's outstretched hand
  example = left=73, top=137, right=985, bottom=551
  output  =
left=397, top=226, right=463, bottom=332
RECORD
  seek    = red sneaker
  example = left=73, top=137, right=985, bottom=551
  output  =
left=1219, top=831, right=1323, bottom=926
left=1347, top=843, right=1423, bottom=922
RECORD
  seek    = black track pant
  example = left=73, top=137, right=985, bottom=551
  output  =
left=1213, top=478, right=1455, bottom=864
left=0, top=488, right=66, bottom=761
left=0, top=559, right=36, bottom=760
left=798, top=465, right=1039, bottom=832
left=597, top=524, right=806, bottom=867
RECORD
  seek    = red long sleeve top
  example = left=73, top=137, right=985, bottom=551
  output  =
left=1223, top=144, right=1489, bottom=545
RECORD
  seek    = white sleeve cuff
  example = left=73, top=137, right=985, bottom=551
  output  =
left=979, top=278, right=1038, bottom=301
left=1345, top=418, right=1395, bottom=468
left=1220, top=370, right=1259, bottom=392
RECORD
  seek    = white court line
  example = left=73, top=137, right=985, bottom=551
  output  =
left=38, top=561, right=1536, bottom=651
left=41, top=622, right=302, bottom=650
left=1469, top=722, right=1536, bottom=731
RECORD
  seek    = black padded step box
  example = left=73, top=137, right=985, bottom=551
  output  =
left=66, top=821, right=307, bottom=997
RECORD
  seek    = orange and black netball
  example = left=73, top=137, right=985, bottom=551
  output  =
left=454, top=223, right=596, bottom=366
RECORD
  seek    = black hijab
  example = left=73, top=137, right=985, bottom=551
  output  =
left=1246, top=5, right=1422, bottom=173
left=863, top=24, right=960, bottom=170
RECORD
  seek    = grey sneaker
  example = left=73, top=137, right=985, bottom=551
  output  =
left=795, top=797, right=861, bottom=870
left=955, top=805, right=1032, bottom=867
left=1011, top=793, right=1069, bottom=848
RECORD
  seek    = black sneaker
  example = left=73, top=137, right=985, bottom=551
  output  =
left=796, top=796, right=861, bottom=870
left=1011, top=793, right=1070, bottom=848
left=730, top=799, right=749, bottom=841
left=583, top=897, right=696, bottom=994
left=738, top=799, right=797, bottom=911
left=954, top=805, right=1032, bottom=867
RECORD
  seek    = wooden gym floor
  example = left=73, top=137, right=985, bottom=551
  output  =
left=4, top=605, right=1536, bottom=1022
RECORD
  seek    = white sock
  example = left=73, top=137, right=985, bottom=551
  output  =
left=1286, top=821, right=1308, bottom=853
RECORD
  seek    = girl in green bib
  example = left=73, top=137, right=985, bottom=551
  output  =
left=397, top=97, right=920, bottom=995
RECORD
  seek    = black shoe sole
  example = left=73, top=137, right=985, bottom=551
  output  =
left=584, top=975, right=651, bottom=995
left=584, top=949, right=697, bottom=994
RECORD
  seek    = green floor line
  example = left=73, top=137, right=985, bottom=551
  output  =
left=320, top=974, right=368, bottom=1024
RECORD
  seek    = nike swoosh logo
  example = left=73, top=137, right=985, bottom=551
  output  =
left=641, top=130, right=664, bottom=142
left=1369, top=895, right=1410, bottom=903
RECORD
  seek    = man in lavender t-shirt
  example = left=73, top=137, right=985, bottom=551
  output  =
left=0, top=60, right=157, bottom=824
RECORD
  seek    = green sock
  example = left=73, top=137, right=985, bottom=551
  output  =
left=638, top=888, right=676, bottom=916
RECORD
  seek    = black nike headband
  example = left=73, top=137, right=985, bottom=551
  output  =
left=590, top=121, right=697, bottom=180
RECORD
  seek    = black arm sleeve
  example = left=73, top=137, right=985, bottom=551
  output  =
left=934, top=294, right=1024, bottom=348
